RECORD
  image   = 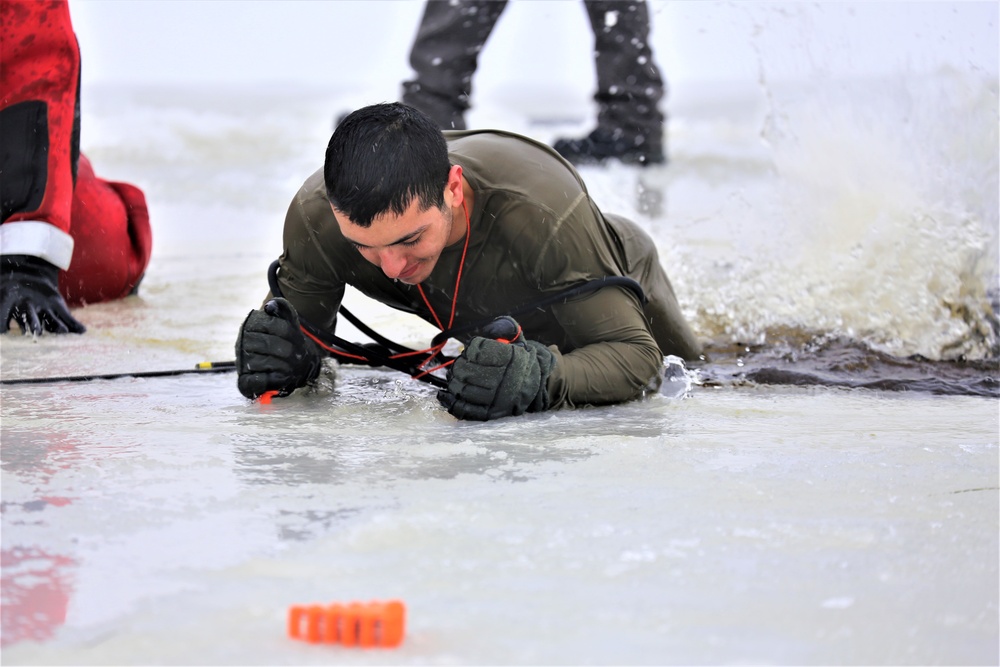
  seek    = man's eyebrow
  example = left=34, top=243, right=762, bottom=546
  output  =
left=345, top=227, right=427, bottom=249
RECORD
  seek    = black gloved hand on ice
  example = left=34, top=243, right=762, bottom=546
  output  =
left=235, top=297, right=322, bottom=399
left=0, top=254, right=86, bottom=335
left=437, top=316, right=555, bottom=421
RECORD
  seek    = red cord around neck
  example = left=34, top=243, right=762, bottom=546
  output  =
left=406, top=200, right=471, bottom=376
left=417, top=200, right=471, bottom=332
left=305, top=201, right=471, bottom=379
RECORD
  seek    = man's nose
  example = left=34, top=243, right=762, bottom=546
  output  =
left=378, top=248, right=406, bottom=279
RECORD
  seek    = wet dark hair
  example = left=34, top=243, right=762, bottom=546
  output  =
left=324, top=102, right=451, bottom=228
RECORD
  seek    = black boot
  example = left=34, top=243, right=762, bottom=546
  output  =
left=553, top=127, right=665, bottom=167
left=400, top=83, right=468, bottom=131
left=400, top=1, right=507, bottom=132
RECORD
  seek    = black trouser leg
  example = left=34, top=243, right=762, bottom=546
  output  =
left=583, top=0, right=665, bottom=145
left=401, top=0, right=508, bottom=130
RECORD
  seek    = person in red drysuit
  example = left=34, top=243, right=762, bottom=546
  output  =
left=0, top=0, right=152, bottom=335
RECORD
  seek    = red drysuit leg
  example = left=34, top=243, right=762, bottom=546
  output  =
left=59, top=155, right=152, bottom=306
left=0, top=0, right=80, bottom=238
left=1, top=0, right=152, bottom=307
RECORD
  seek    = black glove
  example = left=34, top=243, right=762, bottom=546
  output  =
left=0, top=254, right=86, bottom=335
left=235, top=297, right=322, bottom=399
left=437, top=316, right=556, bottom=421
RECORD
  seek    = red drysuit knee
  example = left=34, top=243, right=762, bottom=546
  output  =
left=59, top=155, right=152, bottom=306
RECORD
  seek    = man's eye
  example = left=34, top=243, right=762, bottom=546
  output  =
left=400, top=237, right=420, bottom=247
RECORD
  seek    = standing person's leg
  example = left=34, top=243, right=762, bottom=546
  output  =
left=401, top=0, right=508, bottom=130
left=554, top=0, right=666, bottom=165
left=1, top=0, right=152, bottom=320
left=1, top=0, right=85, bottom=333
left=0, top=0, right=81, bottom=258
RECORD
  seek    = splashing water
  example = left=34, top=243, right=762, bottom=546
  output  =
left=649, top=68, right=999, bottom=394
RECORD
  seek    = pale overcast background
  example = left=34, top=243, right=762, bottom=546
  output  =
left=70, top=0, right=997, bottom=98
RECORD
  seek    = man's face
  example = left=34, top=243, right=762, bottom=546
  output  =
left=334, top=197, right=455, bottom=285
left=334, top=165, right=467, bottom=285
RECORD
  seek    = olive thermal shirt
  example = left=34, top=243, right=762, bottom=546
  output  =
left=272, top=129, right=701, bottom=408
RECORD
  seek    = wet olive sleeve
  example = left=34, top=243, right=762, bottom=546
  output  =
left=546, top=285, right=665, bottom=408
left=267, top=169, right=346, bottom=330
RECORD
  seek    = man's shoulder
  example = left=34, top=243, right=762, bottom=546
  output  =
left=444, top=129, right=566, bottom=163
left=443, top=128, right=542, bottom=145
left=286, top=167, right=337, bottom=225
left=445, top=129, right=586, bottom=205
left=296, top=167, right=328, bottom=202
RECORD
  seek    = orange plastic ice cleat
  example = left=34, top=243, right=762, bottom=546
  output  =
left=287, top=600, right=405, bottom=648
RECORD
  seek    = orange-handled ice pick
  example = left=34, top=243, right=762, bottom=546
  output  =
left=257, top=390, right=279, bottom=405
left=288, top=600, right=405, bottom=648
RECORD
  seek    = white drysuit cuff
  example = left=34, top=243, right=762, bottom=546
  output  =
left=0, top=221, right=75, bottom=270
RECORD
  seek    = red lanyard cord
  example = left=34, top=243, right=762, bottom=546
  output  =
left=268, top=241, right=648, bottom=389
left=281, top=200, right=471, bottom=384
left=416, top=200, right=471, bottom=332
left=301, top=327, right=368, bottom=361
left=405, top=200, right=471, bottom=372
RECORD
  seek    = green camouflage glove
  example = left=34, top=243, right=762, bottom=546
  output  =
left=235, top=297, right=322, bottom=399
left=437, top=316, right=556, bottom=421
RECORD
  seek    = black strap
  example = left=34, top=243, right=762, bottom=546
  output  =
left=266, top=261, right=448, bottom=388
left=266, top=260, right=646, bottom=386
left=337, top=305, right=420, bottom=355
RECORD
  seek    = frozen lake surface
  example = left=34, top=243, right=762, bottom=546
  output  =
left=2, top=27, right=998, bottom=664
left=1, top=363, right=997, bottom=664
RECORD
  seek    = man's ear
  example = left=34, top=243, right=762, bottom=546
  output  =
left=444, top=164, right=464, bottom=207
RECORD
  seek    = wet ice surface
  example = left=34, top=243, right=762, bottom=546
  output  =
left=1, top=366, right=997, bottom=664
left=2, top=54, right=999, bottom=663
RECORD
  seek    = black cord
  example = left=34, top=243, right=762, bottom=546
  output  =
left=1, top=362, right=236, bottom=386
left=271, top=260, right=651, bottom=388
left=4, top=267, right=646, bottom=388
left=267, top=260, right=448, bottom=388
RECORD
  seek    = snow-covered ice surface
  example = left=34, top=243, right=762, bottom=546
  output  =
left=2, top=1, right=998, bottom=663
